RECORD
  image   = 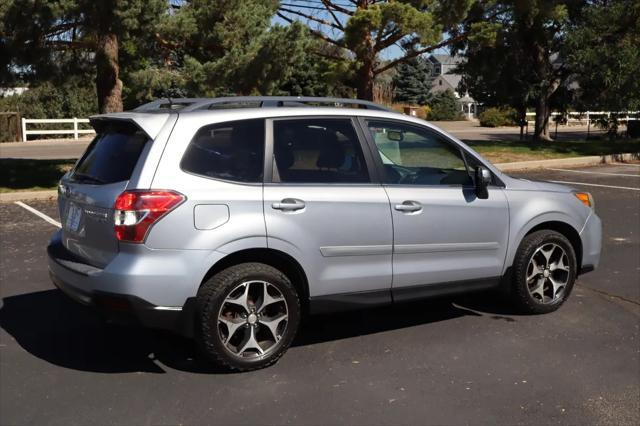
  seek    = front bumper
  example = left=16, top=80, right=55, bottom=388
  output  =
left=579, top=212, right=603, bottom=274
left=46, top=231, right=210, bottom=337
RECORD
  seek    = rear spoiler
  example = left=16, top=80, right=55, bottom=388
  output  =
left=89, top=112, right=170, bottom=140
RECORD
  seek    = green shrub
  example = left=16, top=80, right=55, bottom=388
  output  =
left=417, top=105, right=431, bottom=119
left=479, top=107, right=518, bottom=127
left=428, top=90, right=464, bottom=121
left=0, top=81, right=98, bottom=119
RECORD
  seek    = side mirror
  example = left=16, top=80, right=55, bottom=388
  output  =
left=474, top=166, right=491, bottom=199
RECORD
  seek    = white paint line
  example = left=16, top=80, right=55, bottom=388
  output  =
left=547, top=168, right=640, bottom=177
left=14, top=201, right=61, bottom=228
left=549, top=180, right=640, bottom=191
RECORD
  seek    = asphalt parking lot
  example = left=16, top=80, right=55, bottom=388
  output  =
left=1, top=164, right=638, bottom=426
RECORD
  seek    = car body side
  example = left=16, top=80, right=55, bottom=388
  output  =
left=48, top=107, right=602, bottom=336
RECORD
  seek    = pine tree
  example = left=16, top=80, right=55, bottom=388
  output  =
left=393, top=57, right=433, bottom=105
left=150, top=1, right=314, bottom=98
left=1, top=0, right=167, bottom=113
left=428, top=89, right=462, bottom=121
left=278, top=1, right=483, bottom=100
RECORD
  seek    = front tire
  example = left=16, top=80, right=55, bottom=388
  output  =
left=196, top=263, right=301, bottom=372
left=510, top=230, right=577, bottom=314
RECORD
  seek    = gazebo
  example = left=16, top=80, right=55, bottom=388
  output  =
left=458, top=94, right=477, bottom=120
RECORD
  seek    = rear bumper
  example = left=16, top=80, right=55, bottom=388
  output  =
left=49, top=269, right=196, bottom=336
left=46, top=231, right=215, bottom=337
left=579, top=212, right=602, bottom=274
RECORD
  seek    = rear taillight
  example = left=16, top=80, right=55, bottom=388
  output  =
left=114, top=190, right=185, bottom=243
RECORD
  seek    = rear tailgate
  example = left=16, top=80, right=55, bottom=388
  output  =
left=58, top=115, right=169, bottom=268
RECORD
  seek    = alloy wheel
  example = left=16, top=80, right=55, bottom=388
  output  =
left=526, top=243, right=571, bottom=304
left=217, top=280, right=289, bottom=359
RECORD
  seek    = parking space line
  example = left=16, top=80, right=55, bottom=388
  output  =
left=549, top=180, right=640, bottom=191
left=14, top=201, right=62, bottom=228
left=547, top=168, right=640, bottom=177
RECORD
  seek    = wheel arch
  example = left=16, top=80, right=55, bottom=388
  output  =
left=522, top=220, right=583, bottom=269
left=200, top=248, right=310, bottom=313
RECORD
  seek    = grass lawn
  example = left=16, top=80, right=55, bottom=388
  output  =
left=466, top=138, right=640, bottom=163
left=0, top=159, right=75, bottom=193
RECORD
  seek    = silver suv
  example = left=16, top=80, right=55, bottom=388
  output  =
left=48, top=97, right=602, bottom=371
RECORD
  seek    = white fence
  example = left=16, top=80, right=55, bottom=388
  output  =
left=21, top=118, right=95, bottom=142
left=17, top=111, right=639, bottom=141
left=524, top=111, right=639, bottom=125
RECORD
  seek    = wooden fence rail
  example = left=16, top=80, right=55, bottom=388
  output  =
left=524, top=111, right=639, bottom=125
left=21, top=118, right=95, bottom=142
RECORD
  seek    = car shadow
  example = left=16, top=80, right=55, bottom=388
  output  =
left=0, top=289, right=520, bottom=375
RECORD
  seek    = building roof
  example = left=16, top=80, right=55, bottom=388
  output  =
left=440, top=74, right=462, bottom=90
left=428, top=54, right=465, bottom=66
left=458, top=94, right=475, bottom=104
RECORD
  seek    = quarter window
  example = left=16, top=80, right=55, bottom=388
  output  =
left=181, top=119, right=265, bottom=183
left=273, top=118, right=369, bottom=183
left=366, top=120, right=472, bottom=186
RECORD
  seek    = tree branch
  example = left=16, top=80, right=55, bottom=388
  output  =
left=277, top=12, right=345, bottom=48
left=321, top=0, right=344, bottom=30
left=43, top=39, right=93, bottom=50
left=324, top=1, right=355, bottom=16
left=311, top=49, right=348, bottom=62
left=377, top=29, right=404, bottom=51
left=279, top=7, right=342, bottom=30
left=373, top=34, right=466, bottom=75
left=43, top=21, right=80, bottom=39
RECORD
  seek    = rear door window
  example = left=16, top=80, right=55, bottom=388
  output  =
left=181, top=119, right=265, bottom=183
left=272, top=118, right=370, bottom=183
left=72, top=121, right=149, bottom=184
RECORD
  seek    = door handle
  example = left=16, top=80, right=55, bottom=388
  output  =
left=272, top=198, right=306, bottom=211
left=394, top=200, right=422, bottom=213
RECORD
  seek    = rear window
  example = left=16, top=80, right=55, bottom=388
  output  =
left=72, top=122, right=148, bottom=184
left=181, top=119, right=265, bottom=183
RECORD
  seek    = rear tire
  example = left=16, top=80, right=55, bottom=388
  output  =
left=510, top=230, right=577, bottom=314
left=196, top=262, right=301, bottom=372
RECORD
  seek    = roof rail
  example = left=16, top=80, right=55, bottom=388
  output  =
left=133, top=96, right=391, bottom=113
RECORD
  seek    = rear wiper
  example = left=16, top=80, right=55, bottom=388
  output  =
left=71, top=172, right=106, bottom=184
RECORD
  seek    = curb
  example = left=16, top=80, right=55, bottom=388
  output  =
left=0, top=190, right=57, bottom=203
left=495, top=153, right=639, bottom=171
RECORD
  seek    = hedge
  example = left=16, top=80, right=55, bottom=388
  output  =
left=0, top=81, right=97, bottom=120
left=479, top=107, right=518, bottom=127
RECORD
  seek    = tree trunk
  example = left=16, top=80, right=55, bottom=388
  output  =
left=533, top=95, right=552, bottom=141
left=95, top=33, right=123, bottom=113
left=356, top=59, right=375, bottom=100
left=518, top=106, right=527, bottom=141
left=355, top=26, right=376, bottom=101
